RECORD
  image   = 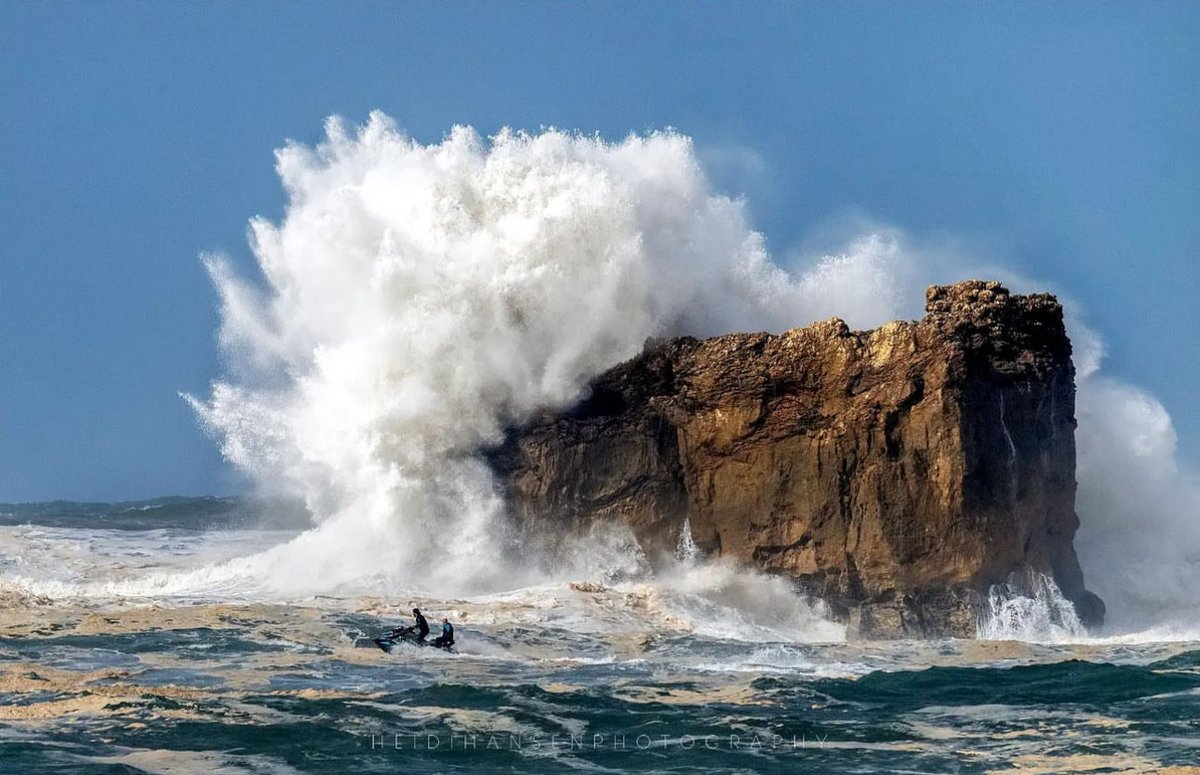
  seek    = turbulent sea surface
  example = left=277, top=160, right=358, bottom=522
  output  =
left=1, top=499, right=1198, bottom=774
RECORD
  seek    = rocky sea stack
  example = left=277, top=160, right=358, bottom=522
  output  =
left=490, top=281, right=1104, bottom=638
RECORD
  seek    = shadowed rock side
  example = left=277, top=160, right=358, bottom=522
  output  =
left=489, top=281, right=1104, bottom=638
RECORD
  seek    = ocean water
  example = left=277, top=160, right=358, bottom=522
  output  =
left=7, top=118, right=1200, bottom=773
left=1, top=499, right=1199, bottom=774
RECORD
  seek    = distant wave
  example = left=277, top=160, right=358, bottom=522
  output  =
left=0, top=495, right=306, bottom=531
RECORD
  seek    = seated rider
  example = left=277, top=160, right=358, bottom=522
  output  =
left=412, top=607, right=430, bottom=642
left=433, top=617, right=454, bottom=648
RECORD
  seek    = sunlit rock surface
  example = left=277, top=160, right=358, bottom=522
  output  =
left=490, top=281, right=1104, bottom=637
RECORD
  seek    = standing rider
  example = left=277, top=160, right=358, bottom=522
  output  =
left=412, top=607, right=430, bottom=643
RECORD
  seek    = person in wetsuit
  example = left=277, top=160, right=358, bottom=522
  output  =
left=411, top=607, right=430, bottom=642
left=432, top=617, right=454, bottom=648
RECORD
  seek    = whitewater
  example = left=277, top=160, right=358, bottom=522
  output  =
left=2, top=115, right=1199, bottom=773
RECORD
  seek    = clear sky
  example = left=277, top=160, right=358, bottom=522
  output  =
left=1, top=2, right=1198, bottom=502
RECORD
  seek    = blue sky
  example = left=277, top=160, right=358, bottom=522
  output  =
left=1, top=2, right=1198, bottom=501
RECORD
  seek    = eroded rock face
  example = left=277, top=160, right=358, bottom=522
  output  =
left=489, top=281, right=1104, bottom=637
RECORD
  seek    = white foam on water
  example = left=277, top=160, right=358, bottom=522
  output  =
left=625, top=559, right=846, bottom=643
left=437, top=555, right=845, bottom=645
left=79, top=748, right=305, bottom=775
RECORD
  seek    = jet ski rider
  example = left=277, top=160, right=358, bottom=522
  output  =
left=412, top=607, right=430, bottom=642
left=433, top=617, right=454, bottom=648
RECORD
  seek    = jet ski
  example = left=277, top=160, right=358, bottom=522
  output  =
left=374, top=625, right=456, bottom=654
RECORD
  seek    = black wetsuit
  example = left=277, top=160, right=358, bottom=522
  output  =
left=413, top=611, right=430, bottom=642
left=433, top=622, right=454, bottom=648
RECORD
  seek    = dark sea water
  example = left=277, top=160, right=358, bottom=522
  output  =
left=1, top=498, right=1198, bottom=774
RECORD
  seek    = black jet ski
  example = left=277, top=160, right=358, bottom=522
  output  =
left=374, top=625, right=456, bottom=654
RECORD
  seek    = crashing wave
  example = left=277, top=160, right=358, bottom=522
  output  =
left=977, top=570, right=1086, bottom=642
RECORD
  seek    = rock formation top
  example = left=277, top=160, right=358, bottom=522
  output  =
left=923, top=280, right=1069, bottom=375
left=490, top=281, right=1103, bottom=638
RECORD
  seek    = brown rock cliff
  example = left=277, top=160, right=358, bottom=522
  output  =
left=489, top=281, right=1103, bottom=637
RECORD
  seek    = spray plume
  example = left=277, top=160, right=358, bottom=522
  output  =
left=190, top=114, right=1199, bottom=632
